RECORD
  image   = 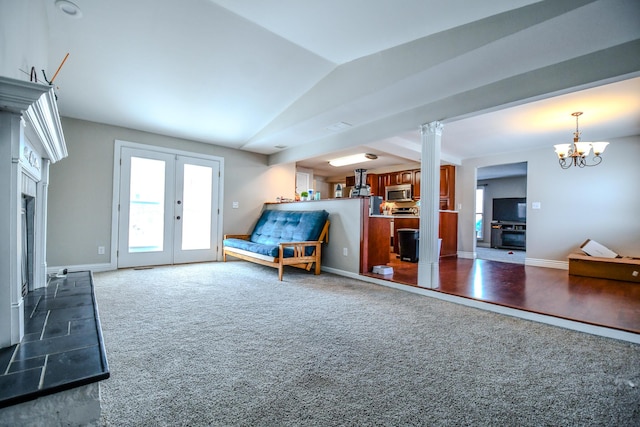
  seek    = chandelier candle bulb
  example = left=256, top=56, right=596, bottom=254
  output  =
left=591, top=142, right=609, bottom=155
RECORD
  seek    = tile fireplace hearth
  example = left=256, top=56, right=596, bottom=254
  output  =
left=0, top=271, right=109, bottom=409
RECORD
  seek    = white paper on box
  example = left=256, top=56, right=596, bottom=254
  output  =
left=579, top=239, right=619, bottom=258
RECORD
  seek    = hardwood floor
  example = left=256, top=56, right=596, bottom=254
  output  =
left=365, top=254, right=640, bottom=334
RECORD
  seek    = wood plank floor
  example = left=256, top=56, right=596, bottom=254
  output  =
left=364, top=254, right=640, bottom=334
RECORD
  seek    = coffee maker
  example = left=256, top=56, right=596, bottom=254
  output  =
left=350, top=168, right=370, bottom=197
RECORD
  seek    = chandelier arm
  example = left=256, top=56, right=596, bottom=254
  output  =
left=585, top=155, right=603, bottom=167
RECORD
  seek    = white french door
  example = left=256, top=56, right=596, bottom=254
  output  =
left=117, top=147, right=220, bottom=268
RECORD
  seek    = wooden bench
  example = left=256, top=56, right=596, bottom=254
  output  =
left=223, top=209, right=330, bottom=281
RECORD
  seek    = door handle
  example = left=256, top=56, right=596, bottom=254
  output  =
left=176, top=216, right=181, bottom=220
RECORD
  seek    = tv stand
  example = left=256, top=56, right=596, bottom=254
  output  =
left=491, top=222, right=526, bottom=250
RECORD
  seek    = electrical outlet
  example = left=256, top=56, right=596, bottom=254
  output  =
left=343, top=247, right=348, bottom=256
left=232, top=201, right=239, bottom=209
left=98, top=246, right=105, bottom=255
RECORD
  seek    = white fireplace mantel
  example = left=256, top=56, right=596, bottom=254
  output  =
left=0, top=76, right=67, bottom=348
left=0, top=76, right=67, bottom=161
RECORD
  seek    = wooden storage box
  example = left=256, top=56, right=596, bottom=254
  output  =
left=568, top=253, right=640, bottom=283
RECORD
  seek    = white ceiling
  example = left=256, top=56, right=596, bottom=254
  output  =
left=43, top=0, right=640, bottom=178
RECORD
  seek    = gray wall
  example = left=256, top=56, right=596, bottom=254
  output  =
left=47, top=117, right=295, bottom=267
left=265, top=199, right=362, bottom=274
left=459, top=136, right=640, bottom=265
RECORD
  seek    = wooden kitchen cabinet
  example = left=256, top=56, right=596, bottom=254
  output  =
left=378, top=173, right=391, bottom=197
left=396, top=170, right=413, bottom=185
left=439, top=165, right=455, bottom=210
left=412, top=169, right=421, bottom=199
left=439, top=211, right=458, bottom=257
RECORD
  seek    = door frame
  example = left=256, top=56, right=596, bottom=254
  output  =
left=110, top=140, right=225, bottom=269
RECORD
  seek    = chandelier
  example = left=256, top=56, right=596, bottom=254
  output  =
left=553, top=112, right=609, bottom=169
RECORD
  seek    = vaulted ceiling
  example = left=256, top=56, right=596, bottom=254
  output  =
left=44, top=0, right=640, bottom=177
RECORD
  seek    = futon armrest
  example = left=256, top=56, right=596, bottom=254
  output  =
left=224, top=234, right=251, bottom=240
left=278, top=240, right=323, bottom=258
left=278, top=240, right=323, bottom=247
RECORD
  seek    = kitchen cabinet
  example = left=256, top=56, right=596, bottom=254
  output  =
left=439, top=211, right=458, bottom=257
left=412, top=169, right=421, bottom=199
left=396, top=170, right=413, bottom=185
left=353, top=166, right=454, bottom=203
left=378, top=173, right=391, bottom=198
left=439, top=165, right=455, bottom=210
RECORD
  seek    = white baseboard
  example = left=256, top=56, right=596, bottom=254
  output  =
left=525, top=258, right=568, bottom=270
left=48, top=262, right=116, bottom=275
left=321, top=266, right=362, bottom=280
left=458, top=251, right=568, bottom=270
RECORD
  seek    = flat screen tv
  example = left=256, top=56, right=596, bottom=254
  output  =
left=492, top=197, right=526, bottom=223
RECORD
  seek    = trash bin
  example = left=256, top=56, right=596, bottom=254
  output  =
left=397, top=228, right=419, bottom=262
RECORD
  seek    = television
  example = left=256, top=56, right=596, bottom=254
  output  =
left=492, top=197, right=526, bottom=223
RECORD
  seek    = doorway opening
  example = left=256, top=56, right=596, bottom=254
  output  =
left=476, top=162, right=527, bottom=264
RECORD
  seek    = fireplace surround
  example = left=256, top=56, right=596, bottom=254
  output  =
left=0, top=76, right=67, bottom=349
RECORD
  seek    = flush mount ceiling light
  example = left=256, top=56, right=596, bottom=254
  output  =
left=326, top=121, right=352, bottom=132
left=553, top=112, right=609, bottom=169
left=329, top=153, right=377, bottom=167
left=55, top=0, right=83, bottom=18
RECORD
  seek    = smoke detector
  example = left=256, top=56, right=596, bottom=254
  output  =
left=55, top=0, right=83, bottom=18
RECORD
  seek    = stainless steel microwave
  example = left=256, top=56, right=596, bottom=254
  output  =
left=385, top=184, right=412, bottom=202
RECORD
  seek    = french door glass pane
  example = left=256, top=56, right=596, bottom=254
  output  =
left=128, top=157, right=166, bottom=253
left=181, top=164, right=212, bottom=250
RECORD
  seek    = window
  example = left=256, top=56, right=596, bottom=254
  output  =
left=476, top=187, right=484, bottom=239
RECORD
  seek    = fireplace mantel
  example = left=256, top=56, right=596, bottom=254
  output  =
left=0, top=76, right=67, bottom=348
left=0, top=76, right=67, bottom=161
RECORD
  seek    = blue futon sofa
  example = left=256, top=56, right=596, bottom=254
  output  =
left=223, top=209, right=330, bottom=280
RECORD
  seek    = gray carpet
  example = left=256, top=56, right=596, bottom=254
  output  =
left=94, top=262, right=639, bottom=426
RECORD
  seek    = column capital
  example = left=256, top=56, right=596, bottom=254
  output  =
left=420, top=121, right=444, bottom=136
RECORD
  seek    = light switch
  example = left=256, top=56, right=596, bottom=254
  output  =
left=532, top=202, right=541, bottom=210
left=232, top=201, right=239, bottom=209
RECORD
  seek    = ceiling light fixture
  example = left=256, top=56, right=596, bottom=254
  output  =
left=553, top=112, right=609, bottom=169
left=326, top=121, right=352, bottom=132
left=55, top=0, right=83, bottom=18
left=329, top=153, right=377, bottom=167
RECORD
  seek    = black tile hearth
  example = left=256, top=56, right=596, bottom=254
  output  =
left=0, top=271, right=109, bottom=408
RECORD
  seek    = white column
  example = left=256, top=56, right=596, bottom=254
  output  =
left=418, top=121, right=443, bottom=288
left=35, top=159, right=50, bottom=289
